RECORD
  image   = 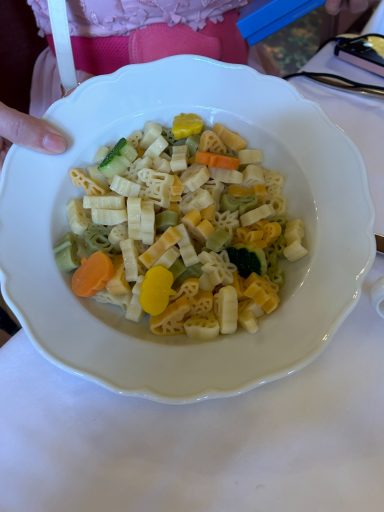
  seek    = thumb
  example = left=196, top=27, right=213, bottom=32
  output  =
left=0, top=102, right=67, bottom=154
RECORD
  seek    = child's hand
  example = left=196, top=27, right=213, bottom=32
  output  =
left=325, top=0, right=374, bottom=15
left=0, top=101, right=67, bottom=167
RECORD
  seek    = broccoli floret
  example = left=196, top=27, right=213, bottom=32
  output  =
left=226, top=244, right=267, bottom=277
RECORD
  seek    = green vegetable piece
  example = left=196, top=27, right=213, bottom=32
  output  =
left=205, top=228, right=232, bottom=252
left=98, top=138, right=137, bottom=178
left=226, top=244, right=267, bottom=277
left=155, top=210, right=179, bottom=232
left=173, top=263, right=203, bottom=289
left=54, top=233, right=80, bottom=272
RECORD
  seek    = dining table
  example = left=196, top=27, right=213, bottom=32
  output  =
left=1, top=5, right=384, bottom=512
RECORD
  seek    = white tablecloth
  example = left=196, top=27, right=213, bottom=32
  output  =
left=1, top=9, right=384, bottom=512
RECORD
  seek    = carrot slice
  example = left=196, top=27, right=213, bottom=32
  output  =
left=195, top=151, right=240, bottom=170
left=71, top=251, right=115, bottom=297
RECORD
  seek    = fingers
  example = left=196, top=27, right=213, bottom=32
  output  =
left=0, top=102, right=67, bottom=154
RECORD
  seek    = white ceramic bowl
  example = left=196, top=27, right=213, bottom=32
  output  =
left=0, top=55, right=376, bottom=403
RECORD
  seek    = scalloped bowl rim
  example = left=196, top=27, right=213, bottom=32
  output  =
left=0, top=55, right=376, bottom=404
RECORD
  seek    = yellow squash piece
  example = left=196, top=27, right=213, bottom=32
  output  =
left=139, top=266, right=175, bottom=316
left=172, top=113, right=204, bottom=140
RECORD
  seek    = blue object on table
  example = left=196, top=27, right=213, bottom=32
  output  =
left=237, top=0, right=325, bottom=46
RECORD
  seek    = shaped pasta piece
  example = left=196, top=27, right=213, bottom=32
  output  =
left=262, top=222, right=282, bottom=246
left=82, top=224, right=114, bottom=255
left=227, top=185, right=255, bottom=197
left=94, top=145, right=110, bottom=163
left=284, top=219, right=305, bottom=245
left=150, top=295, right=190, bottom=336
left=125, top=276, right=145, bottom=322
left=264, top=196, right=286, bottom=215
left=172, top=113, right=204, bottom=140
left=171, top=277, right=200, bottom=302
left=170, top=175, right=184, bottom=203
left=110, top=175, right=141, bottom=197
left=108, top=222, right=128, bottom=247
left=144, top=135, right=169, bottom=158
left=240, top=204, right=275, bottom=227
left=139, top=266, right=175, bottom=315
left=127, top=130, right=143, bottom=148
left=138, top=169, right=173, bottom=208
left=152, top=156, right=171, bottom=173
left=264, top=170, right=284, bottom=197
left=199, top=269, right=222, bottom=292
left=184, top=312, right=220, bottom=340
left=94, top=290, right=131, bottom=310
left=253, top=184, right=268, bottom=201
left=198, top=129, right=226, bottom=154
left=69, top=168, right=107, bottom=195
left=243, top=273, right=280, bottom=314
left=139, top=226, right=182, bottom=269
left=201, top=204, right=216, bottom=221
left=175, top=224, right=200, bottom=266
left=242, top=164, right=265, bottom=186
left=239, top=299, right=264, bottom=318
left=66, top=198, right=91, bottom=235
left=154, top=246, right=180, bottom=268
left=83, top=195, right=126, bottom=209
left=179, top=244, right=200, bottom=267
left=120, top=238, right=139, bottom=282
left=230, top=271, right=244, bottom=300
left=202, top=179, right=225, bottom=209
left=180, top=164, right=210, bottom=192
left=238, top=308, right=259, bottom=334
left=180, top=188, right=214, bottom=214
left=213, top=210, right=239, bottom=236
left=238, top=149, right=263, bottom=165
left=140, top=122, right=162, bottom=149
left=140, top=200, right=155, bottom=245
left=189, top=291, right=213, bottom=316
left=105, top=256, right=131, bottom=296
left=198, top=250, right=236, bottom=288
left=155, top=210, right=179, bottom=233
left=91, top=208, right=127, bottom=226
left=283, top=219, right=307, bottom=262
left=214, top=285, right=238, bottom=334
left=170, top=145, right=188, bottom=172
left=209, top=167, right=243, bottom=184
left=87, top=165, right=110, bottom=188
left=127, top=197, right=142, bottom=240
left=283, top=240, right=308, bottom=262
left=129, top=156, right=153, bottom=175
left=212, top=123, right=247, bottom=151
left=182, top=210, right=214, bottom=242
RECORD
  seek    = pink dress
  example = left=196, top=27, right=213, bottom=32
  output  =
left=27, top=0, right=268, bottom=116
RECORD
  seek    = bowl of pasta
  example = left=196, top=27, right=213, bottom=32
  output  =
left=0, top=55, right=375, bottom=403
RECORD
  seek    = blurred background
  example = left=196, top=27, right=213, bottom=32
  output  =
left=0, top=0, right=378, bottom=113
